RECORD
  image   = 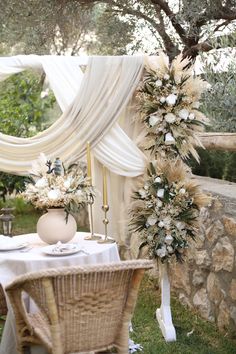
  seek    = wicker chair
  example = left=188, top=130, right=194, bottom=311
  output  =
left=0, top=283, right=8, bottom=316
left=6, top=260, right=153, bottom=354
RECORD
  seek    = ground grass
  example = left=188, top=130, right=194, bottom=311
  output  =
left=132, top=277, right=236, bottom=354
left=1, top=211, right=236, bottom=353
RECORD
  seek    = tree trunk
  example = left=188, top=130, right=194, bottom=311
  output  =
left=199, top=132, right=236, bottom=152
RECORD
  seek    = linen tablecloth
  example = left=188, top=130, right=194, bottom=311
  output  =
left=0, top=232, right=120, bottom=354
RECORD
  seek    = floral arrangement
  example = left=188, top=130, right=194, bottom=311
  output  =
left=21, top=153, right=93, bottom=215
left=137, top=52, right=210, bottom=161
left=129, top=159, right=210, bottom=263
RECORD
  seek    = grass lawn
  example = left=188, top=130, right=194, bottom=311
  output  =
left=1, top=211, right=236, bottom=353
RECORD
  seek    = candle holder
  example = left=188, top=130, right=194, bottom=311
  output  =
left=97, top=205, right=115, bottom=244
left=84, top=193, right=101, bottom=241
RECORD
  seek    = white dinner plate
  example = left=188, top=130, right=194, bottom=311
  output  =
left=0, top=242, right=28, bottom=251
left=42, top=243, right=81, bottom=256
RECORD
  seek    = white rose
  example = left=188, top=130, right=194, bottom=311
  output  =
left=138, top=188, right=147, bottom=198
left=160, top=97, right=166, bottom=103
left=166, top=94, right=177, bottom=106
left=149, top=115, right=161, bottom=127
left=154, top=177, right=162, bottom=183
left=147, top=215, right=158, bottom=226
left=47, top=189, right=60, bottom=200
left=157, top=188, right=165, bottom=198
left=156, top=246, right=167, bottom=258
left=179, top=188, right=186, bottom=194
left=163, top=74, right=170, bottom=80
left=189, top=113, right=195, bottom=120
left=165, top=132, right=175, bottom=145
left=165, top=113, right=176, bottom=124
left=165, top=235, right=173, bottom=245
left=35, top=178, right=48, bottom=188
left=155, top=79, right=162, bottom=87
left=158, top=221, right=164, bottom=228
left=178, top=109, right=189, bottom=120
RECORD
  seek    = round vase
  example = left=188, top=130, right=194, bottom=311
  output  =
left=37, top=209, right=77, bottom=245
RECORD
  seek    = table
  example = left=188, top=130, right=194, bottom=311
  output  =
left=0, top=232, right=120, bottom=354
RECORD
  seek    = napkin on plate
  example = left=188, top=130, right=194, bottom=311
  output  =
left=0, top=235, right=22, bottom=248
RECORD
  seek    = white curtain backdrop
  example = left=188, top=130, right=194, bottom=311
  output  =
left=0, top=55, right=147, bottom=246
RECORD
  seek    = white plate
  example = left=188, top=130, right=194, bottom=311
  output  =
left=42, top=243, right=81, bottom=256
left=0, top=242, right=28, bottom=251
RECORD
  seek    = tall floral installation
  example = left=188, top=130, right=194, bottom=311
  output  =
left=137, top=52, right=209, bottom=162
left=130, top=52, right=211, bottom=263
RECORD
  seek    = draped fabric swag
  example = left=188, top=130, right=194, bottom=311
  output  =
left=0, top=55, right=147, bottom=247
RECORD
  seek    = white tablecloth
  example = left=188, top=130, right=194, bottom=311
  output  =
left=0, top=232, right=120, bottom=354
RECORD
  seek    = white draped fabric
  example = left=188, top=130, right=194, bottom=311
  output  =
left=0, top=55, right=147, bottom=245
left=0, top=55, right=146, bottom=176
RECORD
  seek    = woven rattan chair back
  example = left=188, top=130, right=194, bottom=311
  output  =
left=6, top=260, right=152, bottom=354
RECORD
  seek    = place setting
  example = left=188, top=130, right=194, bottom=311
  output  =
left=0, top=235, right=28, bottom=252
left=42, top=241, right=90, bottom=257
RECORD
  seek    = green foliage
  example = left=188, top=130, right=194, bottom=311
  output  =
left=0, top=197, right=35, bottom=215
left=0, top=71, right=56, bottom=200
left=188, top=149, right=236, bottom=183
left=0, top=71, right=55, bottom=137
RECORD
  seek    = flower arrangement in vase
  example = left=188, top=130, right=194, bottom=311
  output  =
left=21, top=153, right=93, bottom=244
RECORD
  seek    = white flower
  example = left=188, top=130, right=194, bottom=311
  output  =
left=160, top=97, right=166, bottom=103
left=165, top=132, right=175, bottom=145
left=158, top=221, right=164, bottom=228
left=35, top=178, right=48, bottom=188
left=178, top=109, right=189, bottom=120
left=63, top=178, right=71, bottom=189
left=76, top=190, right=83, bottom=197
left=165, top=235, right=173, bottom=245
left=192, top=101, right=200, bottom=108
left=189, top=113, right=195, bottom=120
left=147, top=214, right=158, bottom=226
left=163, top=74, right=170, bottom=80
left=156, top=200, right=163, bottom=208
left=47, top=189, right=60, bottom=200
left=176, top=221, right=185, bottom=230
left=155, top=79, right=162, bottom=87
left=156, top=246, right=167, bottom=258
left=138, top=188, right=147, bottom=198
left=155, top=177, right=162, bottom=183
left=166, top=94, right=177, bottom=106
left=179, top=188, right=186, bottom=194
left=149, top=115, right=161, bottom=127
left=167, top=246, right=174, bottom=253
left=165, top=113, right=176, bottom=124
left=157, top=188, right=165, bottom=198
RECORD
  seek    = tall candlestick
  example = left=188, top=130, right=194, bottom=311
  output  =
left=87, top=141, right=92, bottom=186
left=103, top=166, right=108, bottom=206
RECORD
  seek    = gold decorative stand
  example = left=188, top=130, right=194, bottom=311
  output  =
left=97, top=205, right=115, bottom=244
left=84, top=194, right=101, bottom=241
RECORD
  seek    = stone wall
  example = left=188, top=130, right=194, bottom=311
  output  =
left=169, top=176, right=236, bottom=336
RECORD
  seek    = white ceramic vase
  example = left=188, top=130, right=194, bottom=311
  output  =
left=37, top=208, right=77, bottom=245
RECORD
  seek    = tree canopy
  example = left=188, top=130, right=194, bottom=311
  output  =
left=1, top=0, right=236, bottom=59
